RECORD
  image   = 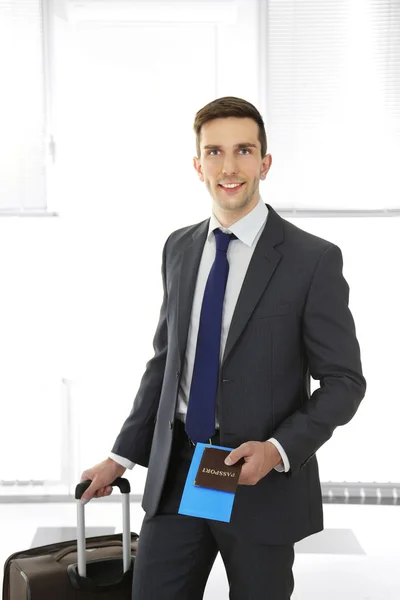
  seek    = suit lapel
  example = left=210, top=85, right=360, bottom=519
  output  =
left=222, top=206, right=284, bottom=366
left=176, top=218, right=209, bottom=370
left=176, top=203, right=285, bottom=370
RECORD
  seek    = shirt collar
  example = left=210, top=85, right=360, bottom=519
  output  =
left=208, top=196, right=268, bottom=247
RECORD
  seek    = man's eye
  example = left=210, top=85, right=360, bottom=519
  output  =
left=207, top=149, right=251, bottom=155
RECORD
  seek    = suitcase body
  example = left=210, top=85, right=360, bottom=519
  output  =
left=3, top=478, right=139, bottom=599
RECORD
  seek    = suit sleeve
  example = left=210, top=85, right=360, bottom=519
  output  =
left=110, top=234, right=171, bottom=467
left=272, top=244, right=367, bottom=477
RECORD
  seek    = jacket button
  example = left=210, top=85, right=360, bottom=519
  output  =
left=169, top=420, right=174, bottom=429
left=176, top=370, right=180, bottom=379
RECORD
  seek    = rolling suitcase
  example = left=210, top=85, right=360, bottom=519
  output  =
left=2, top=477, right=139, bottom=599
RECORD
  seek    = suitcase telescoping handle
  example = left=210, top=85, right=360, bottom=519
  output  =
left=75, top=477, right=131, bottom=578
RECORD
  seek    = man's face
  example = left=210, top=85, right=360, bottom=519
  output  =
left=193, top=117, right=271, bottom=216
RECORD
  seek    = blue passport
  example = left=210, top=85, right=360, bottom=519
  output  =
left=178, top=443, right=242, bottom=522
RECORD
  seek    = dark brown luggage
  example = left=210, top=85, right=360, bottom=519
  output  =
left=3, top=478, right=139, bottom=599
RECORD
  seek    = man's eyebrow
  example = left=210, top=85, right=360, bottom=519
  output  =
left=203, top=143, right=258, bottom=150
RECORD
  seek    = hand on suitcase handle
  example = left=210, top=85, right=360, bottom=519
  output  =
left=79, top=458, right=127, bottom=503
left=76, top=477, right=130, bottom=500
left=72, top=477, right=133, bottom=585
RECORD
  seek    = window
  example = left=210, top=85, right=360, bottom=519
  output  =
left=264, top=0, right=400, bottom=210
left=0, top=0, right=53, bottom=214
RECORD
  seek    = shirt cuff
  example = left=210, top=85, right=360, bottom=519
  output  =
left=109, top=452, right=136, bottom=470
left=267, top=438, right=290, bottom=473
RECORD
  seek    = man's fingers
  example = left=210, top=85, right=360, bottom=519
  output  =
left=80, top=484, right=113, bottom=503
left=225, top=442, right=252, bottom=465
left=80, top=483, right=96, bottom=504
left=80, top=479, right=103, bottom=503
left=236, top=460, right=262, bottom=486
left=94, top=486, right=113, bottom=498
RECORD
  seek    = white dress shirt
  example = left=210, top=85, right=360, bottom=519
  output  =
left=110, top=196, right=290, bottom=473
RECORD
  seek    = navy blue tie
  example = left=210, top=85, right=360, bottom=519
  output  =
left=185, top=228, right=237, bottom=443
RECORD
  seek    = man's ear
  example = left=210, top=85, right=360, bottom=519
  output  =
left=260, top=153, right=272, bottom=180
left=193, top=156, right=204, bottom=182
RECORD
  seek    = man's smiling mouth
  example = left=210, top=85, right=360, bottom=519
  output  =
left=218, top=182, right=245, bottom=192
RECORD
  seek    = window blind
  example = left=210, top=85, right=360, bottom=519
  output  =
left=370, top=0, right=400, bottom=120
left=0, top=0, right=47, bottom=213
left=265, top=0, right=400, bottom=210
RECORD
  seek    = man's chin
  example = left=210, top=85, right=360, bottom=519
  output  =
left=213, top=194, right=249, bottom=211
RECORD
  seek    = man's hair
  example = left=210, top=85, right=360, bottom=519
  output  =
left=193, top=96, right=267, bottom=159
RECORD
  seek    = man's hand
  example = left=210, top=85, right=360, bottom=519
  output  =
left=80, top=458, right=126, bottom=504
left=224, top=441, right=283, bottom=485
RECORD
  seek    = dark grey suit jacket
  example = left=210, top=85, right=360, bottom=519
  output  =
left=112, top=203, right=366, bottom=544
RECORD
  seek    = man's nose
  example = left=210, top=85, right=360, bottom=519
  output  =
left=222, top=156, right=238, bottom=175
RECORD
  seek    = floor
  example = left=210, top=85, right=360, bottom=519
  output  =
left=1, top=501, right=399, bottom=599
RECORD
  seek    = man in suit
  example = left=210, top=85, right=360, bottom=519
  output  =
left=81, top=96, right=367, bottom=599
